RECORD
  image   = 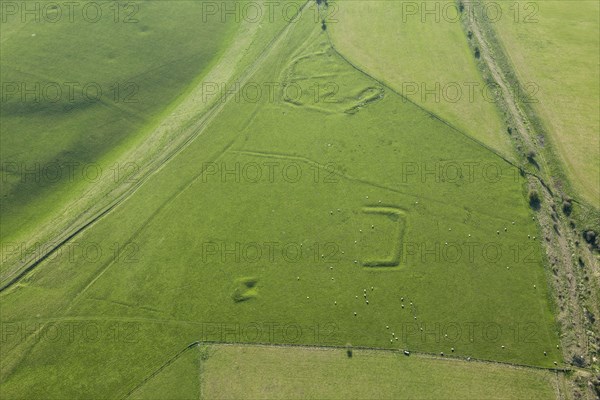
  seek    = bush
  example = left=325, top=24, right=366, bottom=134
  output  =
left=528, top=190, right=541, bottom=209
left=571, top=354, right=586, bottom=368
left=562, top=200, right=572, bottom=215
left=346, top=343, right=353, bottom=358
left=563, top=204, right=571, bottom=215
left=474, top=47, right=480, bottom=59
left=584, top=230, right=597, bottom=244
left=583, top=230, right=599, bottom=250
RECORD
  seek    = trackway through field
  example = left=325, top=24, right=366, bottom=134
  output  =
left=465, top=5, right=599, bottom=381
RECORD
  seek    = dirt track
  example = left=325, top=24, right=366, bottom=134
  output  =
left=464, top=7, right=599, bottom=398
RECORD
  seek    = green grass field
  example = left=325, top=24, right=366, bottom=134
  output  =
left=198, top=344, right=559, bottom=400
left=329, top=0, right=514, bottom=158
left=0, top=1, right=236, bottom=244
left=491, top=0, right=600, bottom=204
left=0, top=4, right=564, bottom=398
left=130, top=345, right=202, bottom=400
left=4, top=0, right=595, bottom=398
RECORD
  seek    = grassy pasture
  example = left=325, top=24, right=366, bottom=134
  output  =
left=0, top=1, right=237, bottom=242
left=1, top=2, right=563, bottom=398
left=328, top=0, right=514, bottom=158
left=199, top=344, right=559, bottom=399
left=490, top=0, right=600, bottom=204
left=129, top=345, right=201, bottom=400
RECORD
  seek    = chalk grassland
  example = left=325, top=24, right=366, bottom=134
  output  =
left=328, top=0, right=514, bottom=158
left=490, top=0, right=600, bottom=204
left=1, top=3, right=561, bottom=398
left=0, top=1, right=236, bottom=244
left=0, top=0, right=302, bottom=285
left=129, top=345, right=201, bottom=400
left=198, top=345, right=560, bottom=400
